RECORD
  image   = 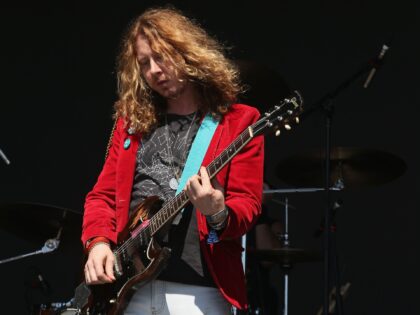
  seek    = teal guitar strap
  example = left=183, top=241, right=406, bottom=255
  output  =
left=172, top=113, right=219, bottom=225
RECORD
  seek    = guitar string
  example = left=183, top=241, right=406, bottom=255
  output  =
left=152, top=100, right=296, bottom=225
left=115, top=129, right=253, bottom=255
left=115, top=101, right=293, bottom=255
left=145, top=131, right=250, bottom=232
left=115, top=113, right=280, bottom=256
left=115, top=112, right=271, bottom=255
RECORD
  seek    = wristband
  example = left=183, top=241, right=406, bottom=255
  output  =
left=208, top=218, right=228, bottom=231
left=85, top=236, right=110, bottom=254
left=205, top=207, right=228, bottom=225
left=87, top=242, right=110, bottom=254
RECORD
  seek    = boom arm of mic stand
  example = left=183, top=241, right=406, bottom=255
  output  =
left=299, top=61, right=372, bottom=122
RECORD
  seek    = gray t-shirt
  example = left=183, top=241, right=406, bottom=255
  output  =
left=130, top=112, right=200, bottom=213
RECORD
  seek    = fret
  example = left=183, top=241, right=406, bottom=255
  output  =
left=206, top=130, right=253, bottom=179
left=175, top=196, right=181, bottom=209
left=151, top=219, right=157, bottom=235
left=161, top=207, right=167, bottom=222
left=148, top=220, right=153, bottom=236
left=220, top=151, right=228, bottom=164
left=155, top=213, right=160, bottom=227
left=158, top=211, right=163, bottom=226
left=207, top=163, right=216, bottom=178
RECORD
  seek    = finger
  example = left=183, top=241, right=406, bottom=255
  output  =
left=105, top=254, right=116, bottom=281
left=185, top=179, right=194, bottom=201
left=93, top=258, right=111, bottom=283
left=84, top=266, right=91, bottom=284
left=199, top=166, right=212, bottom=190
left=187, top=175, right=203, bottom=197
left=86, top=261, right=99, bottom=284
left=211, top=176, right=224, bottom=193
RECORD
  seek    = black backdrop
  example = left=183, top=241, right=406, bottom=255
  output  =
left=0, top=1, right=418, bottom=314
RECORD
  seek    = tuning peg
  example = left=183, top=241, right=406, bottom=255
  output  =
left=275, top=129, right=281, bottom=136
left=295, top=117, right=300, bottom=124
left=284, top=124, right=292, bottom=130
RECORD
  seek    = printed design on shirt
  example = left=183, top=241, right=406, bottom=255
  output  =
left=130, top=115, right=198, bottom=213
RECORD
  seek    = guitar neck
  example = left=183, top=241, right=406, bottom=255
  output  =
left=135, top=91, right=303, bottom=238
left=148, top=126, right=254, bottom=235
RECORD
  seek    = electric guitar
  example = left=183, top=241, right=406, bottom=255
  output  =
left=63, top=91, right=303, bottom=315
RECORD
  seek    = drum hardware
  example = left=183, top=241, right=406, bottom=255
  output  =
left=248, top=198, right=322, bottom=315
left=264, top=187, right=342, bottom=194
left=278, top=197, right=318, bottom=315
left=0, top=230, right=61, bottom=265
left=0, top=202, right=82, bottom=264
left=32, top=299, right=76, bottom=315
left=248, top=247, right=322, bottom=265
left=271, top=198, right=296, bottom=209
left=274, top=147, right=406, bottom=315
left=0, top=145, right=11, bottom=165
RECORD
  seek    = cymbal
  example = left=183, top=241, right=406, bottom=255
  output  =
left=0, top=202, right=82, bottom=242
left=275, top=147, right=407, bottom=189
left=247, top=247, right=322, bottom=266
left=234, top=59, right=291, bottom=111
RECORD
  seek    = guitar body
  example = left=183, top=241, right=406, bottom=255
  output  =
left=74, top=196, right=171, bottom=315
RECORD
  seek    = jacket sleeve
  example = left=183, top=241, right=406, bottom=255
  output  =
left=219, top=106, right=264, bottom=240
left=81, top=118, right=123, bottom=245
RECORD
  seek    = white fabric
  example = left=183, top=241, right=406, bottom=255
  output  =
left=124, top=280, right=231, bottom=315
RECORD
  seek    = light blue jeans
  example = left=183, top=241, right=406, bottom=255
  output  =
left=124, top=280, right=231, bottom=315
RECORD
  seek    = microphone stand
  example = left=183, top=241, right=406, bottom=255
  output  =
left=300, top=52, right=386, bottom=315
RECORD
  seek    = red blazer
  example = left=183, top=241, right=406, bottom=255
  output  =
left=82, top=104, right=264, bottom=309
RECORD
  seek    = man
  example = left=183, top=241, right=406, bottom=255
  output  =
left=82, top=6, right=264, bottom=315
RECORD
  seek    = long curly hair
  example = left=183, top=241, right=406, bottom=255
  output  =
left=114, top=6, right=243, bottom=134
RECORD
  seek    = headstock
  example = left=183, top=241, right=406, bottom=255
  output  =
left=252, top=91, right=304, bottom=137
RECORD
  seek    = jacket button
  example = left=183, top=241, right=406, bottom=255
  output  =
left=123, top=138, right=131, bottom=149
